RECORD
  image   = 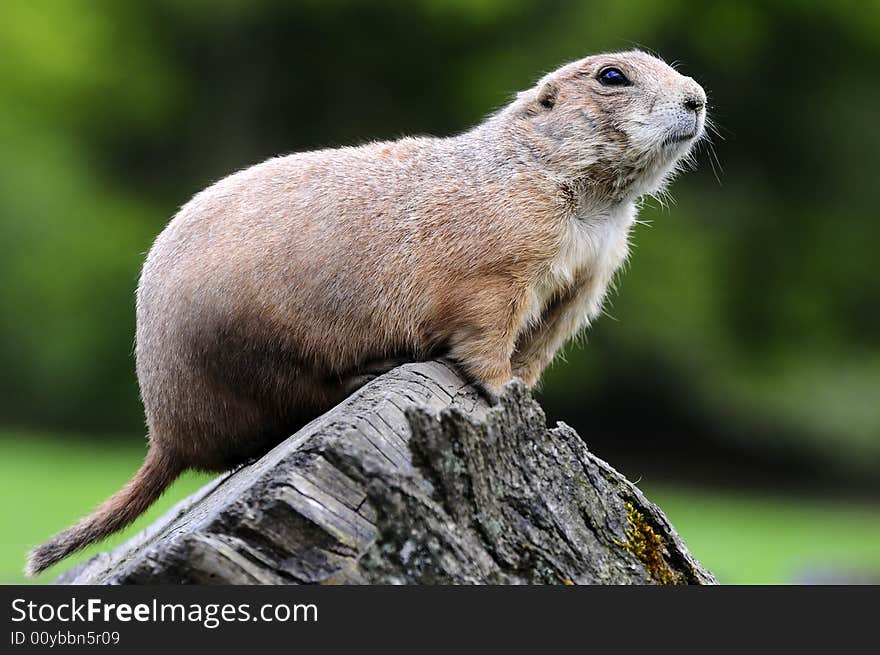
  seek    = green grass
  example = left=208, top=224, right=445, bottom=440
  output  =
left=0, top=432, right=212, bottom=584
left=644, top=485, right=880, bottom=584
left=1, top=431, right=878, bottom=584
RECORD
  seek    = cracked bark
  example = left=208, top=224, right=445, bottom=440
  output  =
left=56, top=360, right=716, bottom=585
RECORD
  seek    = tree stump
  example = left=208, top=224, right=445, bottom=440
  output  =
left=56, top=361, right=716, bottom=585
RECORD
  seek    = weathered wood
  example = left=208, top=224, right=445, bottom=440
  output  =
left=56, top=360, right=716, bottom=585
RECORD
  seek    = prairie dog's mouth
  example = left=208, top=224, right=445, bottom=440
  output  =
left=662, top=129, right=698, bottom=147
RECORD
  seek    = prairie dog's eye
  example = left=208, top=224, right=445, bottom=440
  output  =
left=597, top=67, right=630, bottom=87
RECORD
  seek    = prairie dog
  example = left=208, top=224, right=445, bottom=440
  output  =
left=27, top=51, right=706, bottom=575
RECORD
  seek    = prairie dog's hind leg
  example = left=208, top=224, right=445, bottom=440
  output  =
left=341, top=356, right=412, bottom=395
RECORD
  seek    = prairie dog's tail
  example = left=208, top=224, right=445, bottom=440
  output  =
left=25, top=447, right=182, bottom=576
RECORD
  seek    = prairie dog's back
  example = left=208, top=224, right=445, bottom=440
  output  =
left=140, top=133, right=556, bottom=373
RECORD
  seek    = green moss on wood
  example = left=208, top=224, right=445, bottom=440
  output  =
left=619, top=502, right=683, bottom=585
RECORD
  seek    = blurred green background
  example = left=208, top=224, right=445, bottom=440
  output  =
left=2, top=0, right=879, bottom=584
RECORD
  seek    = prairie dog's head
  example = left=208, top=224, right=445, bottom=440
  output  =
left=513, top=50, right=707, bottom=199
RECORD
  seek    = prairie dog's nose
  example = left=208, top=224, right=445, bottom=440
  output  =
left=682, top=81, right=707, bottom=113
left=683, top=96, right=704, bottom=112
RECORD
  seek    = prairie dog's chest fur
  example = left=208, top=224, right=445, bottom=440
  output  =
left=528, top=201, right=636, bottom=330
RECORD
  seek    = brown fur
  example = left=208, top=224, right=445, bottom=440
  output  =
left=26, top=50, right=706, bottom=575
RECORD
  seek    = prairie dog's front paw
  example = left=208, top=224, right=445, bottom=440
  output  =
left=512, top=362, right=542, bottom=388
left=472, top=380, right=502, bottom=406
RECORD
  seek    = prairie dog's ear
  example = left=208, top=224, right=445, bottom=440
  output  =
left=537, top=80, right=558, bottom=109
